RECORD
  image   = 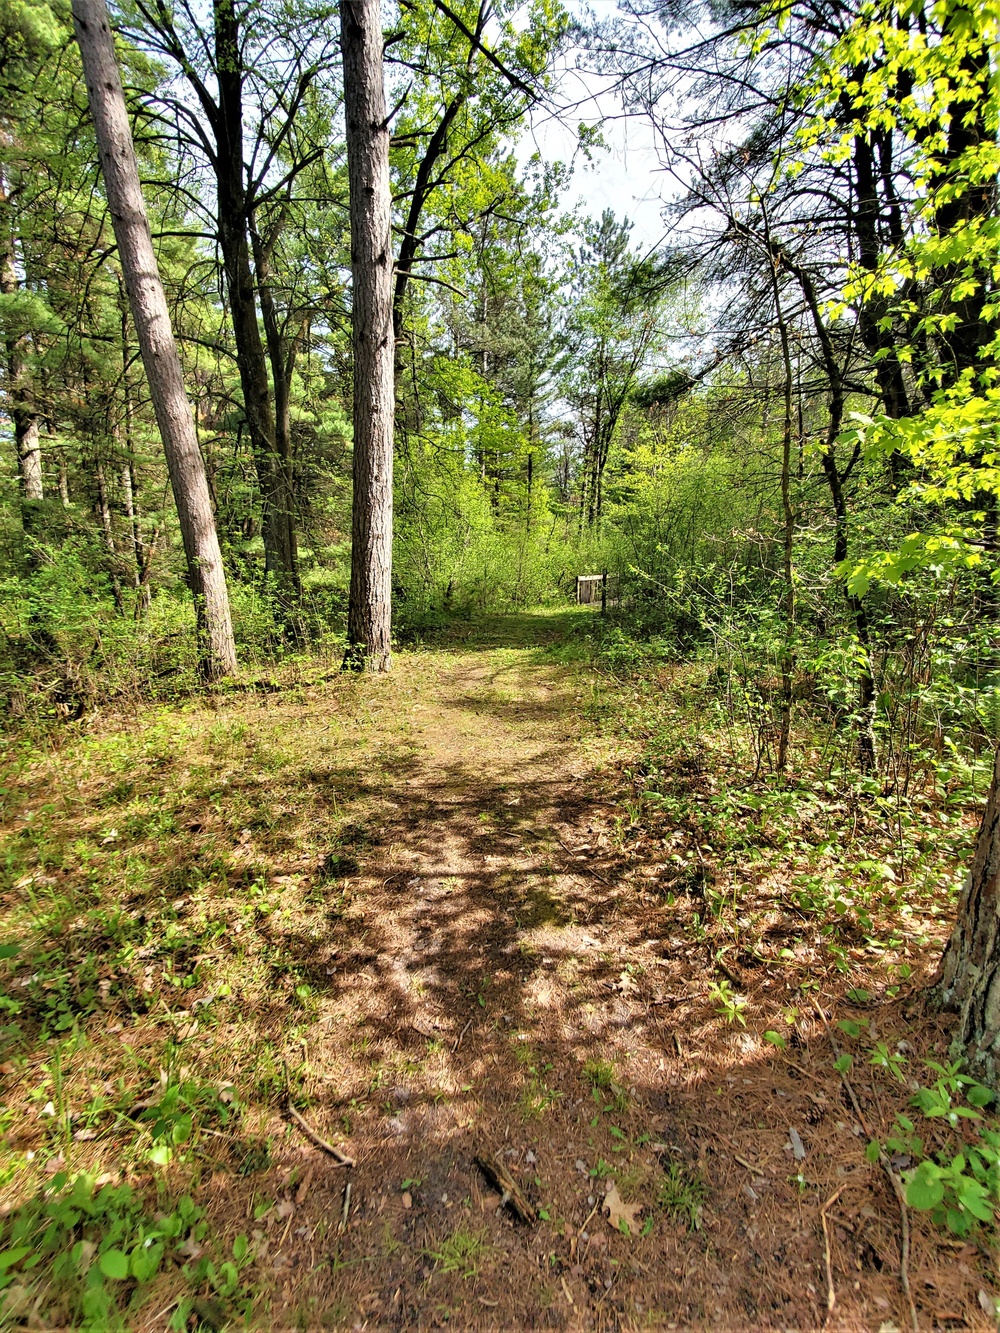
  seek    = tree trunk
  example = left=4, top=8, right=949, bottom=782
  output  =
left=214, top=0, right=301, bottom=620
left=780, top=246, right=878, bottom=776
left=764, top=234, right=795, bottom=776
left=341, top=0, right=394, bottom=672
left=936, top=747, right=1000, bottom=1087
left=95, top=457, right=125, bottom=614
left=72, top=0, right=238, bottom=679
left=1, top=178, right=44, bottom=506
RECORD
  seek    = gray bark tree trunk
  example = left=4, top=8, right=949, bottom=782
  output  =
left=936, top=746, right=1000, bottom=1087
left=341, top=0, right=394, bottom=672
left=1, top=178, right=44, bottom=506
left=72, top=0, right=238, bottom=679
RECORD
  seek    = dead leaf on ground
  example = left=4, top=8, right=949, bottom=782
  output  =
left=603, top=1183, right=643, bottom=1236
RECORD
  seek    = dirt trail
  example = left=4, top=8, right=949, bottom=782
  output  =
left=2, top=611, right=986, bottom=1331
left=229, top=615, right=948, bottom=1332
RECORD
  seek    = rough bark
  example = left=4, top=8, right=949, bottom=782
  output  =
left=72, top=0, right=238, bottom=678
left=850, top=127, right=910, bottom=421
left=213, top=1, right=301, bottom=616
left=341, top=0, right=394, bottom=672
left=936, top=747, right=1000, bottom=1087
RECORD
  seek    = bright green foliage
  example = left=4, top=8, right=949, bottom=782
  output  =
left=788, top=0, right=1000, bottom=595
left=656, top=1161, right=706, bottom=1231
left=0, top=1172, right=209, bottom=1329
left=873, top=1062, right=1000, bottom=1236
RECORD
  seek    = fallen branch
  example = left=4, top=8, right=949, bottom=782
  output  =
left=712, top=951, right=744, bottom=988
left=814, top=1002, right=916, bottom=1332
left=453, top=1017, right=473, bottom=1052
left=473, top=1151, right=536, bottom=1224
left=820, top=1184, right=846, bottom=1317
left=554, top=834, right=615, bottom=886
left=286, top=1102, right=354, bottom=1167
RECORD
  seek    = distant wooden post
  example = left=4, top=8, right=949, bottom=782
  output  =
left=601, top=570, right=607, bottom=615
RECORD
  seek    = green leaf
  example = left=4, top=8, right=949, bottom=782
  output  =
left=906, top=1162, right=945, bottom=1212
left=966, top=1083, right=994, bottom=1108
left=845, top=988, right=871, bottom=1004
left=231, top=1234, right=248, bottom=1263
left=0, top=944, right=19, bottom=960
left=864, top=1140, right=881, bottom=1163
left=763, top=1030, right=786, bottom=1049
left=130, top=1243, right=163, bottom=1282
left=834, top=1053, right=853, bottom=1073
left=837, top=1018, right=866, bottom=1038
left=0, top=1247, right=32, bottom=1271
left=99, top=1249, right=130, bottom=1280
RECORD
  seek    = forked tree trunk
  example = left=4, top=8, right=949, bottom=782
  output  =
left=936, top=747, right=1000, bottom=1086
left=341, top=0, right=394, bottom=672
left=72, top=0, right=238, bottom=679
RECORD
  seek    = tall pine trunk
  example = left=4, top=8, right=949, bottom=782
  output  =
left=213, top=0, right=301, bottom=622
left=341, top=0, right=394, bottom=672
left=72, top=0, right=238, bottom=679
left=936, top=747, right=1000, bottom=1087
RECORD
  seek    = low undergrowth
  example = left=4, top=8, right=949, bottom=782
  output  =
left=0, top=610, right=997, bottom=1329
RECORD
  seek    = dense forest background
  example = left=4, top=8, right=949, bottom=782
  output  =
left=1, top=0, right=997, bottom=805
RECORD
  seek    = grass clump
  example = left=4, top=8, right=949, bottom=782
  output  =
left=425, top=1226, right=491, bottom=1279
left=657, top=1160, right=706, bottom=1231
left=583, top=1058, right=629, bottom=1113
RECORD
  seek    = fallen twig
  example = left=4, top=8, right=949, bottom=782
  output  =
left=814, top=1002, right=916, bottom=1332
left=778, top=1054, right=816, bottom=1081
left=820, top=1185, right=847, bottom=1318
left=712, top=951, right=743, bottom=988
left=453, top=1017, right=473, bottom=1052
left=286, top=1102, right=354, bottom=1167
left=553, top=834, right=615, bottom=885
left=473, top=1151, right=536, bottom=1224
left=578, top=1196, right=601, bottom=1239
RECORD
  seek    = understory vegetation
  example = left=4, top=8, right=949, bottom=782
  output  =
left=0, top=615, right=996, bottom=1328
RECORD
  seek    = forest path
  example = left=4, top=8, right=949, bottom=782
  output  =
left=230, top=611, right=905, bottom=1330
left=1, top=609, right=952, bottom=1331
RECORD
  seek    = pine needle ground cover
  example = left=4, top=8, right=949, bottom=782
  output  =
left=0, top=610, right=995, bottom=1330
